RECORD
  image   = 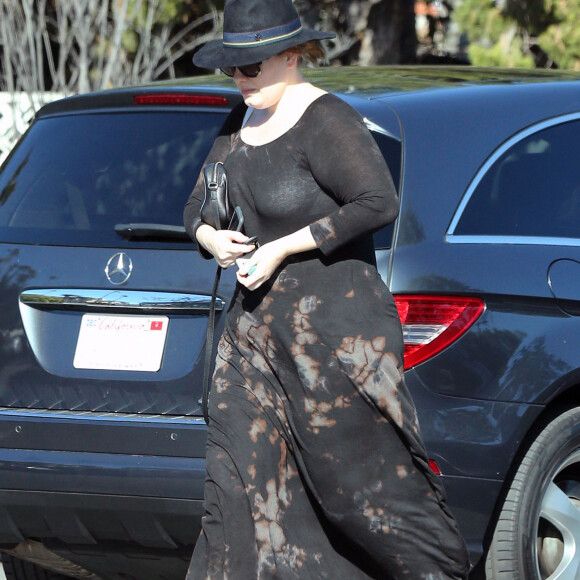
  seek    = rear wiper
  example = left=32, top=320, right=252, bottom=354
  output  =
left=115, top=223, right=191, bottom=241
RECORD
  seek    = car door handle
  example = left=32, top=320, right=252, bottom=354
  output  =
left=19, top=289, right=224, bottom=314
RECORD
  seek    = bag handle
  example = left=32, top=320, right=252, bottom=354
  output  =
left=201, top=266, right=222, bottom=424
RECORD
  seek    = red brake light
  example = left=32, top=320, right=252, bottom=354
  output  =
left=429, top=459, right=442, bottom=475
left=394, top=295, right=484, bottom=370
left=133, top=94, right=228, bottom=106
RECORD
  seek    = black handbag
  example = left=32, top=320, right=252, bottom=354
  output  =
left=200, top=162, right=240, bottom=425
left=200, top=162, right=232, bottom=231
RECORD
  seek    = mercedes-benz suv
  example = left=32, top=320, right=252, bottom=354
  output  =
left=1, top=67, right=580, bottom=580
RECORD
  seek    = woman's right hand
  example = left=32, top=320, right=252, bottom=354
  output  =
left=196, top=224, right=256, bottom=268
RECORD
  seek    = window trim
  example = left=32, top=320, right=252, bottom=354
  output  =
left=446, top=112, right=580, bottom=246
left=446, top=234, right=580, bottom=247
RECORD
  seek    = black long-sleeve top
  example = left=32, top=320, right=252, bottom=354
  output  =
left=184, top=93, right=398, bottom=264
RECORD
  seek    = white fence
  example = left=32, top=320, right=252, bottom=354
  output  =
left=0, top=92, right=66, bottom=163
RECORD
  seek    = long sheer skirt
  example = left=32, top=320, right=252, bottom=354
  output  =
left=187, top=259, right=470, bottom=579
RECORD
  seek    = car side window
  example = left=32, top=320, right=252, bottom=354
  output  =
left=0, top=111, right=226, bottom=248
left=454, top=119, right=580, bottom=239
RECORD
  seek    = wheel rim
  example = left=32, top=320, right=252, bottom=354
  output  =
left=535, top=449, right=580, bottom=579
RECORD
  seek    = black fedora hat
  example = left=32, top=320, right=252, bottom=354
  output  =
left=193, top=0, right=335, bottom=69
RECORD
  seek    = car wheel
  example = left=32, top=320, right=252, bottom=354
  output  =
left=1, top=554, right=71, bottom=579
left=486, top=406, right=580, bottom=579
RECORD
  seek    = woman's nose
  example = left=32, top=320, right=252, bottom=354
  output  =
left=233, top=68, right=247, bottom=80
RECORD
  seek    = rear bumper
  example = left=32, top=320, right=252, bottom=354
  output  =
left=0, top=489, right=204, bottom=548
left=0, top=468, right=498, bottom=567
left=0, top=408, right=208, bottom=459
left=0, top=407, right=500, bottom=569
left=0, top=488, right=202, bottom=580
left=0, top=409, right=207, bottom=548
left=0, top=448, right=206, bottom=502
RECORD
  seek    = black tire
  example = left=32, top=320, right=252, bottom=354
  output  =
left=486, top=406, right=580, bottom=579
left=1, top=554, right=71, bottom=580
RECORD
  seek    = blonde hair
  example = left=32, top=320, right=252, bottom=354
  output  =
left=285, top=41, right=327, bottom=66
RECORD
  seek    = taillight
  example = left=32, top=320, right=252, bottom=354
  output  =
left=429, top=459, right=442, bottom=475
left=133, top=94, right=228, bottom=106
left=394, top=295, right=484, bottom=370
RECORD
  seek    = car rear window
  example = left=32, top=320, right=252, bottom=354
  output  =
left=0, top=110, right=226, bottom=248
left=0, top=109, right=401, bottom=251
left=454, top=119, right=580, bottom=239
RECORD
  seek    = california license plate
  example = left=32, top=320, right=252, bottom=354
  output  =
left=73, top=314, right=169, bottom=371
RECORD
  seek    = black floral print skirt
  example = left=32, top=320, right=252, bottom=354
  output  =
left=186, top=257, right=470, bottom=579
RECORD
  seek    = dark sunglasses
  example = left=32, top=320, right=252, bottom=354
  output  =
left=220, top=62, right=262, bottom=78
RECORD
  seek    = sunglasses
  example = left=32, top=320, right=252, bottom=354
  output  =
left=220, top=62, right=262, bottom=78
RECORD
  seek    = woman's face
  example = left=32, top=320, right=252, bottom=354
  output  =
left=233, top=52, right=296, bottom=110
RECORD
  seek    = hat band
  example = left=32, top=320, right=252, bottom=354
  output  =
left=223, top=17, right=302, bottom=47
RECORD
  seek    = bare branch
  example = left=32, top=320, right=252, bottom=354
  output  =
left=101, top=0, right=130, bottom=89
left=0, top=0, right=222, bottom=159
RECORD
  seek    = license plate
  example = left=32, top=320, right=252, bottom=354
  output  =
left=73, top=314, right=169, bottom=372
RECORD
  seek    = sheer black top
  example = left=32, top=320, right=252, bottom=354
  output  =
left=184, top=93, right=398, bottom=265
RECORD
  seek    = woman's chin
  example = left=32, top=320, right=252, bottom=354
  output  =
left=242, top=93, right=261, bottom=107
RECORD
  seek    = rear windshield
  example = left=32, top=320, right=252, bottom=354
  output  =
left=0, top=110, right=226, bottom=248
left=0, top=109, right=400, bottom=250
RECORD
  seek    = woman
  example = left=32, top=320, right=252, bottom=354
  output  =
left=184, top=0, right=470, bottom=578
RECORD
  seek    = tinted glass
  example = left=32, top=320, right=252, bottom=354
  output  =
left=455, top=120, right=580, bottom=239
left=372, top=131, right=401, bottom=249
left=0, top=111, right=226, bottom=247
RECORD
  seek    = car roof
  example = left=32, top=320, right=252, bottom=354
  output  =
left=35, top=85, right=244, bottom=117
left=309, top=65, right=580, bottom=96
left=29, top=65, right=580, bottom=261
left=140, top=65, right=580, bottom=97
left=36, top=65, right=580, bottom=117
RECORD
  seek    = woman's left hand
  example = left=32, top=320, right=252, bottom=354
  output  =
left=236, top=240, right=287, bottom=290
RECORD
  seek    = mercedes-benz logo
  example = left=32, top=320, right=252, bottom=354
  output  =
left=105, top=253, right=133, bottom=285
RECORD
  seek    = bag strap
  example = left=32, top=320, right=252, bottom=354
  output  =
left=202, top=265, right=222, bottom=424
left=200, top=103, right=247, bottom=424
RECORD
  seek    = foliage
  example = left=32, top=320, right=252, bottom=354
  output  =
left=538, top=0, right=580, bottom=70
left=468, top=38, right=534, bottom=68
left=122, top=0, right=222, bottom=53
left=453, top=0, right=580, bottom=69
left=454, top=1, right=506, bottom=48
left=130, top=0, right=184, bottom=25
left=454, top=0, right=533, bottom=67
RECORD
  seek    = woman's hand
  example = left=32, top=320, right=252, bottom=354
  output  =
left=196, top=224, right=256, bottom=268
left=235, top=227, right=317, bottom=291
left=236, top=240, right=288, bottom=290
